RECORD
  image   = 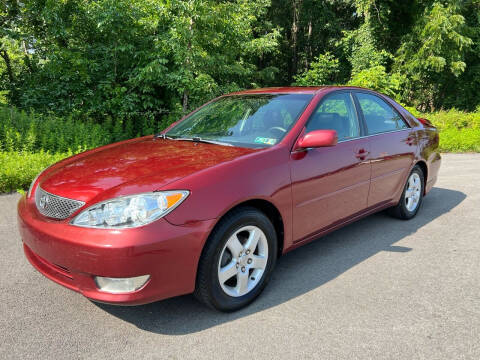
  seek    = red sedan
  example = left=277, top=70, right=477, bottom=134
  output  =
left=18, top=86, right=441, bottom=311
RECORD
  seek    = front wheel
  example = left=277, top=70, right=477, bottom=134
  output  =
left=388, top=165, right=424, bottom=220
left=194, top=207, right=277, bottom=312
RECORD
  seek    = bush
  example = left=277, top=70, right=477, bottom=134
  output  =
left=349, top=66, right=405, bottom=101
left=405, top=107, right=480, bottom=152
left=293, top=53, right=340, bottom=86
left=0, top=105, right=479, bottom=194
left=0, top=151, right=70, bottom=193
left=0, top=106, right=163, bottom=154
left=0, top=106, right=177, bottom=193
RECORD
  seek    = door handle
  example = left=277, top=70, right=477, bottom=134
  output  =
left=355, top=149, right=369, bottom=160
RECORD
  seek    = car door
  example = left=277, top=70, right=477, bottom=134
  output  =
left=290, top=91, right=371, bottom=242
left=353, top=91, right=416, bottom=207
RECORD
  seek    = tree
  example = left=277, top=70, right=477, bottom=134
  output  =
left=293, top=52, right=339, bottom=85
left=394, top=2, right=474, bottom=110
left=2, top=0, right=279, bottom=130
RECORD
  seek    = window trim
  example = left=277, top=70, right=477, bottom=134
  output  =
left=352, top=90, right=410, bottom=136
left=304, top=90, right=364, bottom=141
left=337, top=127, right=410, bottom=144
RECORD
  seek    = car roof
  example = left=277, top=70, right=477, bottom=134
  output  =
left=228, top=86, right=374, bottom=96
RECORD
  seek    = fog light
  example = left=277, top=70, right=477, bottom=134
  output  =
left=94, top=275, right=150, bottom=294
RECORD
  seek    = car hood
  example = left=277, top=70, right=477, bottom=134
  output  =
left=39, top=136, right=257, bottom=203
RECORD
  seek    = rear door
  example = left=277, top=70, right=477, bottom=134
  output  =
left=353, top=91, right=415, bottom=207
left=290, top=91, right=371, bottom=241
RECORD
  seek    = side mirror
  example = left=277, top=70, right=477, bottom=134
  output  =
left=296, top=129, right=338, bottom=149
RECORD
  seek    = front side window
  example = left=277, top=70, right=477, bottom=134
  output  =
left=166, top=94, right=313, bottom=148
left=356, top=92, right=408, bottom=135
left=305, top=92, right=360, bottom=141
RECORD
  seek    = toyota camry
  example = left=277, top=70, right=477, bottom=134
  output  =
left=18, top=86, right=441, bottom=311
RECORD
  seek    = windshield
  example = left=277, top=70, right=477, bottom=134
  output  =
left=166, top=94, right=313, bottom=148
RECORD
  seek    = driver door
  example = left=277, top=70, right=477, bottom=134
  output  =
left=290, top=91, right=371, bottom=242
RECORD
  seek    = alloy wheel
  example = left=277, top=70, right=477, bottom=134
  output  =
left=405, top=172, right=422, bottom=212
left=217, top=225, right=268, bottom=297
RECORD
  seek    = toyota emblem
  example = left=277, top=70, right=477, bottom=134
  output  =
left=39, top=194, right=49, bottom=209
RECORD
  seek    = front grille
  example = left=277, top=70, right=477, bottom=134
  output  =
left=35, top=187, right=85, bottom=220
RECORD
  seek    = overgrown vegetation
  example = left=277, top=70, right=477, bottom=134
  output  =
left=1, top=1, right=480, bottom=192
left=2, top=0, right=480, bottom=117
left=0, top=151, right=68, bottom=193
left=408, top=107, right=480, bottom=152
left=0, top=107, right=155, bottom=153
left=1, top=105, right=478, bottom=193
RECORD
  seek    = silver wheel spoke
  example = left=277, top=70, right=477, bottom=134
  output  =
left=251, top=255, right=267, bottom=269
left=227, top=235, right=243, bottom=256
left=405, top=172, right=421, bottom=212
left=236, top=271, right=249, bottom=295
left=219, top=260, right=237, bottom=284
left=245, top=229, right=260, bottom=252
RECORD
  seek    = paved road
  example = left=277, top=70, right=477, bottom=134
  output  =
left=1, top=154, right=479, bottom=359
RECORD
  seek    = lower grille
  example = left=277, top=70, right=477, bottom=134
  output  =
left=35, top=187, right=85, bottom=220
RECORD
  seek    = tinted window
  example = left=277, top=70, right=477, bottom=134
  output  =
left=356, top=93, right=408, bottom=135
left=167, top=94, right=313, bottom=148
left=305, top=92, right=360, bottom=141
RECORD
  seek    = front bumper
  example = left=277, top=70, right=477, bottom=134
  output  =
left=17, top=195, right=215, bottom=305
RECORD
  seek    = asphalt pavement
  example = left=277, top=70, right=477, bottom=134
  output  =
left=1, top=153, right=479, bottom=359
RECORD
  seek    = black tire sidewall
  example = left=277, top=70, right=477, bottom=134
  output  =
left=203, top=208, right=277, bottom=311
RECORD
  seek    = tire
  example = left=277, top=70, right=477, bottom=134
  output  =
left=388, top=165, right=424, bottom=220
left=194, top=207, right=277, bottom=312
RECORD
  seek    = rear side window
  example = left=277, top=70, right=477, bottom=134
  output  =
left=356, top=93, right=408, bottom=135
left=305, top=92, right=360, bottom=141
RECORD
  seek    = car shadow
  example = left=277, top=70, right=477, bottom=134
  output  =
left=96, top=187, right=465, bottom=335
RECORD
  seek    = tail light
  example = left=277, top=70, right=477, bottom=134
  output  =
left=417, top=117, right=434, bottom=128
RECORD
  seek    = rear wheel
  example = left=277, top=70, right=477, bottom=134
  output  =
left=388, top=165, right=424, bottom=220
left=194, top=207, right=277, bottom=312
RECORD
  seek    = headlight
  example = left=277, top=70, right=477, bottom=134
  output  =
left=71, top=191, right=189, bottom=229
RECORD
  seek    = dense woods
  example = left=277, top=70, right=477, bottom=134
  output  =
left=2, top=0, right=480, bottom=121
left=1, top=0, right=480, bottom=192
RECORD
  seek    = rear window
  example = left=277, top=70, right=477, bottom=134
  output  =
left=356, top=93, right=408, bottom=135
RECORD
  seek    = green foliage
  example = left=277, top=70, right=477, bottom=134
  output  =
left=2, top=0, right=480, bottom=115
left=394, top=2, right=474, bottom=110
left=348, top=66, right=405, bottom=100
left=0, top=151, right=69, bottom=193
left=1, top=0, right=278, bottom=123
left=406, top=107, right=480, bottom=152
left=0, top=106, right=143, bottom=153
left=341, top=23, right=392, bottom=74
left=437, top=127, right=480, bottom=152
left=0, top=0, right=480, bottom=195
left=293, top=53, right=339, bottom=86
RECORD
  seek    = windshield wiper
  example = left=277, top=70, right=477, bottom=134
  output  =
left=175, top=137, right=233, bottom=147
left=155, top=133, right=233, bottom=147
left=154, top=133, right=174, bottom=140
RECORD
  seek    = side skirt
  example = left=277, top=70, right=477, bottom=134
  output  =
left=285, top=201, right=396, bottom=253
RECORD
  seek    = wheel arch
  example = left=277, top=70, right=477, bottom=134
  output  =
left=206, top=198, right=285, bottom=258
left=414, top=160, right=428, bottom=194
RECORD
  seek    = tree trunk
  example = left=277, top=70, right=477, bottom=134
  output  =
left=0, top=49, right=15, bottom=85
left=183, top=17, right=194, bottom=113
left=22, top=41, right=34, bottom=73
left=291, top=0, right=301, bottom=78
left=306, top=19, right=312, bottom=69
left=182, top=90, right=189, bottom=112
